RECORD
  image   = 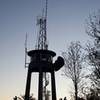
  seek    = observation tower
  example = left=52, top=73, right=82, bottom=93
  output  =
left=24, top=0, right=64, bottom=100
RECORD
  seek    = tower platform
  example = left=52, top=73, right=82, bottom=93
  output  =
left=28, top=49, right=56, bottom=72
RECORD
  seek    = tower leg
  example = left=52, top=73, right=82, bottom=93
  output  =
left=38, top=71, right=43, bottom=100
left=25, top=69, right=32, bottom=100
left=51, top=71, right=57, bottom=100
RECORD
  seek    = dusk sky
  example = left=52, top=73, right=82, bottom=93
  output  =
left=0, top=0, right=100, bottom=100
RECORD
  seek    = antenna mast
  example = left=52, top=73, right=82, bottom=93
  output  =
left=25, top=33, right=28, bottom=68
left=36, top=0, right=48, bottom=50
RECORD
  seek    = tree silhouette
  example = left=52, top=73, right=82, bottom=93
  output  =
left=62, top=42, right=84, bottom=100
left=86, top=88, right=100, bottom=100
left=86, top=10, right=100, bottom=92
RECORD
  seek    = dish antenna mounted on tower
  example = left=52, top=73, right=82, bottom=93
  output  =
left=24, top=0, right=64, bottom=100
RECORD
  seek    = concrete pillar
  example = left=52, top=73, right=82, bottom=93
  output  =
left=38, top=70, right=43, bottom=100
left=25, top=69, right=32, bottom=100
left=51, top=71, right=57, bottom=100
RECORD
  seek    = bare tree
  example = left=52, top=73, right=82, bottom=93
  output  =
left=86, top=88, right=100, bottom=100
left=62, top=42, right=84, bottom=100
left=86, top=10, right=100, bottom=44
left=86, top=10, right=100, bottom=91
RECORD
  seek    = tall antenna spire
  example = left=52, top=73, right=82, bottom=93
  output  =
left=45, top=0, right=48, bottom=20
left=45, top=0, right=48, bottom=43
left=36, top=0, right=48, bottom=50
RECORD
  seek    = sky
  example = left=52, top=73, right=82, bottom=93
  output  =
left=0, top=0, right=100, bottom=100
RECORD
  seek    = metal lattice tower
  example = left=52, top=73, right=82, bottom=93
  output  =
left=36, top=0, right=48, bottom=50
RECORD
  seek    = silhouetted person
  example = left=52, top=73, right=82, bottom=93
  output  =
left=59, top=98, right=62, bottom=100
left=13, top=96, right=17, bottom=100
left=64, top=97, right=67, bottom=100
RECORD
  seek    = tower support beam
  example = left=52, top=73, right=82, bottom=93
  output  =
left=51, top=71, right=57, bottom=100
left=38, top=70, right=43, bottom=100
left=25, top=69, right=32, bottom=100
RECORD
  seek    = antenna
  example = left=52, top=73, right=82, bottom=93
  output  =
left=36, top=0, right=48, bottom=50
left=45, top=0, right=48, bottom=19
left=45, top=0, right=48, bottom=28
left=25, top=33, right=28, bottom=68
left=45, top=0, right=48, bottom=49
